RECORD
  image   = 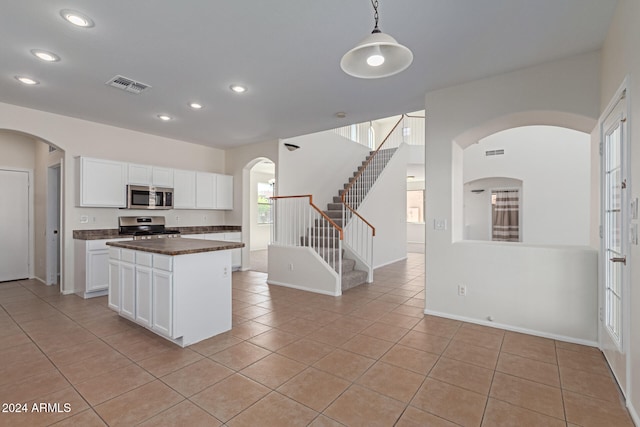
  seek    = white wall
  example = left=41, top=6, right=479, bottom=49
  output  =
left=600, top=0, right=640, bottom=421
left=357, top=144, right=408, bottom=267
left=0, top=102, right=229, bottom=293
left=463, top=126, right=590, bottom=245
left=425, top=51, right=601, bottom=343
left=278, top=130, right=370, bottom=209
left=268, top=245, right=340, bottom=296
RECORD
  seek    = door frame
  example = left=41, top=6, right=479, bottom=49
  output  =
left=598, top=76, right=631, bottom=398
left=46, top=163, right=61, bottom=285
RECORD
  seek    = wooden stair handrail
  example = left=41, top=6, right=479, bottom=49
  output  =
left=271, top=194, right=344, bottom=240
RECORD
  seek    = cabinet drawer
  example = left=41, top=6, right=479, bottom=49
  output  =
left=153, top=254, right=173, bottom=271
left=121, top=249, right=136, bottom=263
left=136, top=252, right=153, bottom=267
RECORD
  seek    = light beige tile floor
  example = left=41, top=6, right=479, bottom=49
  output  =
left=0, top=252, right=634, bottom=426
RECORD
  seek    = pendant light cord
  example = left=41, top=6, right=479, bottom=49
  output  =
left=371, top=0, right=380, bottom=33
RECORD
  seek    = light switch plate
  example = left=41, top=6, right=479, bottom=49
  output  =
left=630, top=223, right=638, bottom=245
left=434, top=219, right=447, bottom=230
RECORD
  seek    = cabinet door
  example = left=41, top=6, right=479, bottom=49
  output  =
left=196, top=172, right=216, bottom=209
left=87, top=250, right=110, bottom=292
left=216, top=174, right=233, bottom=210
left=128, top=164, right=152, bottom=185
left=120, top=262, right=136, bottom=320
left=152, top=269, right=173, bottom=338
left=152, top=167, right=174, bottom=187
left=173, top=169, right=196, bottom=209
left=224, top=233, right=242, bottom=268
left=135, top=265, right=153, bottom=328
left=79, top=157, right=128, bottom=207
left=108, top=260, right=120, bottom=311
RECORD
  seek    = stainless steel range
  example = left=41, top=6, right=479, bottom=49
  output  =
left=119, top=216, right=181, bottom=240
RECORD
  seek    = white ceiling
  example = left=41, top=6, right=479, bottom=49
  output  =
left=0, top=1, right=617, bottom=149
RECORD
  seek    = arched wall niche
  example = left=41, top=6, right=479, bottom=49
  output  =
left=451, top=110, right=597, bottom=245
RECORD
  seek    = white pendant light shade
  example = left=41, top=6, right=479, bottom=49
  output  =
left=341, top=31, right=413, bottom=78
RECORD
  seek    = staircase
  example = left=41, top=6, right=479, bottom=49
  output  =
left=316, top=147, right=398, bottom=291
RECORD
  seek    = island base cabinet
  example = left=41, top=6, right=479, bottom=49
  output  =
left=108, top=248, right=233, bottom=347
left=108, top=259, right=120, bottom=311
left=120, top=261, right=136, bottom=321
left=135, top=266, right=153, bottom=328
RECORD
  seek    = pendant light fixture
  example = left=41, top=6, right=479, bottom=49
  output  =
left=340, top=0, right=413, bottom=79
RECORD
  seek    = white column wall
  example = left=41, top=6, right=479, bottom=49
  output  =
left=425, top=51, right=601, bottom=343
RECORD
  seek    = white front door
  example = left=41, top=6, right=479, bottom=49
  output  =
left=599, top=85, right=630, bottom=395
left=0, top=169, right=29, bottom=282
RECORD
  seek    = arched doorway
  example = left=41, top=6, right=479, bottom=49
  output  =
left=0, top=129, right=65, bottom=289
left=242, top=157, right=275, bottom=272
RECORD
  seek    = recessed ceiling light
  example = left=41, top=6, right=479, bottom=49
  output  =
left=157, top=114, right=172, bottom=121
left=230, top=84, right=247, bottom=94
left=31, top=49, right=60, bottom=62
left=60, top=9, right=94, bottom=28
left=189, top=102, right=203, bottom=110
left=335, top=112, right=347, bottom=119
left=15, top=76, right=39, bottom=85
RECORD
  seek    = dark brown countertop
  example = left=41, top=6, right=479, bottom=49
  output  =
left=106, top=238, right=244, bottom=256
left=73, top=225, right=241, bottom=240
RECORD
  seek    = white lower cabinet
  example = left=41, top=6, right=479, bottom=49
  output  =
left=202, top=232, right=242, bottom=270
left=108, top=247, right=231, bottom=347
left=135, top=265, right=153, bottom=328
left=120, top=260, right=136, bottom=321
left=108, top=257, right=120, bottom=311
left=76, top=238, right=130, bottom=299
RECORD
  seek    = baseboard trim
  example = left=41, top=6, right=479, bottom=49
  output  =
left=423, top=309, right=598, bottom=347
left=266, top=279, right=341, bottom=297
left=628, top=401, right=639, bottom=426
left=374, top=256, right=408, bottom=269
left=32, top=276, right=47, bottom=285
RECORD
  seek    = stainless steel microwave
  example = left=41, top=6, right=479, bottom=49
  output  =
left=127, top=185, right=174, bottom=209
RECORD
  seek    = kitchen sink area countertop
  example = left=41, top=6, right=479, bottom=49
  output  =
left=73, top=225, right=241, bottom=240
left=106, top=238, right=244, bottom=256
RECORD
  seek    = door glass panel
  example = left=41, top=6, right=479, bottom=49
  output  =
left=604, top=117, right=623, bottom=346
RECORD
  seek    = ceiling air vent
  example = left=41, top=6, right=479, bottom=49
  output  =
left=106, top=75, right=151, bottom=94
left=485, top=149, right=505, bottom=157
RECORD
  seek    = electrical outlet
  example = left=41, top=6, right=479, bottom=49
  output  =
left=458, top=284, right=466, bottom=296
left=175, top=215, right=180, bottom=223
left=289, top=263, right=294, bottom=271
left=223, top=267, right=228, bottom=277
left=80, top=215, right=89, bottom=224
left=203, top=215, right=208, bottom=222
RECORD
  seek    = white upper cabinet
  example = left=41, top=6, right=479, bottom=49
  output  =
left=216, top=174, right=233, bottom=210
left=128, top=163, right=153, bottom=185
left=196, top=172, right=217, bottom=209
left=173, top=169, right=196, bottom=209
left=77, top=157, right=128, bottom=207
left=128, top=164, right=173, bottom=187
left=152, top=167, right=173, bottom=187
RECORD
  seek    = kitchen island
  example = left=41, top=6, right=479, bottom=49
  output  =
left=106, top=238, right=244, bottom=347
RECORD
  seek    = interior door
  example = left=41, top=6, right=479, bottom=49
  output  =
left=0, top=169, right=29, bottom=281
left=599, top=89, right=629, bottom=395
